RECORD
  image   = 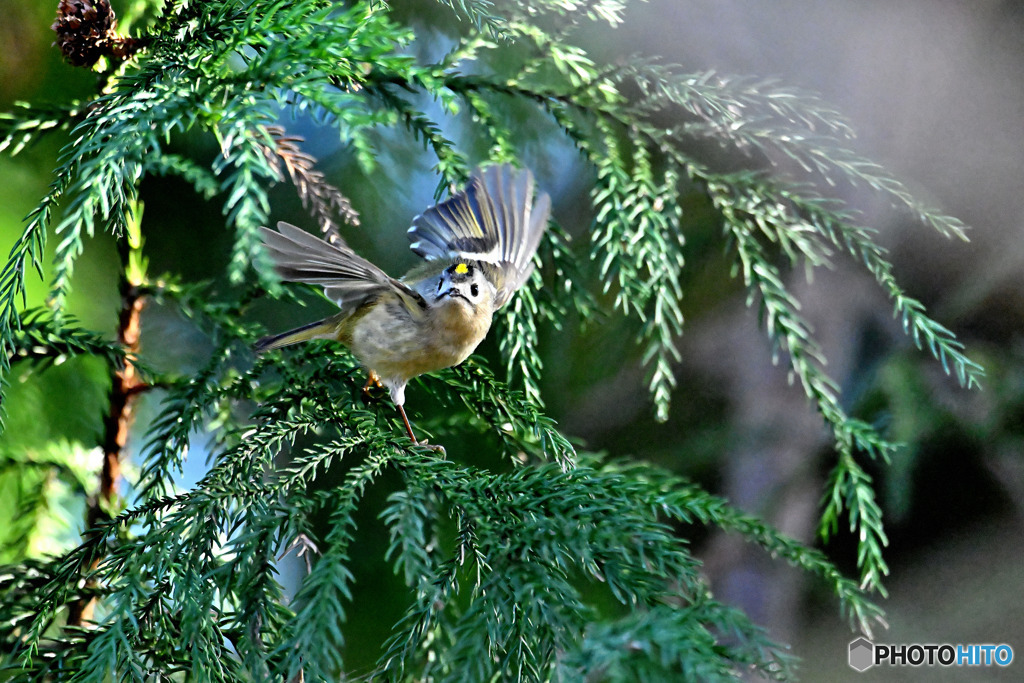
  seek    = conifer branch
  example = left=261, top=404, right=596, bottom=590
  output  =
left=0, top=1, right=985, bottom=678
left=264, top=125, right=360, bottom=244
left=4, top=309, right=126, bottom=369
left=0, top=102, right=86, bottom=157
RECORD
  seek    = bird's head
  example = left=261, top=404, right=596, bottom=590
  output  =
left=433, top=261, right=495, bottom=312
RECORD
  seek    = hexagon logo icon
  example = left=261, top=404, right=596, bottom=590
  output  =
left=849, top=637, right=875, bottom=672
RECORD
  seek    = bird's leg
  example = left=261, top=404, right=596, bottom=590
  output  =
left=396, top=403, right=418, bottom=441
left=373, top=376, right=444, bottom=453
left=396, top=403, right=445, bottom=454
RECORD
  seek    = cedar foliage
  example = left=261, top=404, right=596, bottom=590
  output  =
left=0, top=0, right=982, bottom=680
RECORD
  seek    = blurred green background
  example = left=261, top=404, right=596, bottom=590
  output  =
left=2, top=1, right=1023, bottom=679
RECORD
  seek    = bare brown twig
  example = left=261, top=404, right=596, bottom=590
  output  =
left=65, top=279, right=146, bottom=626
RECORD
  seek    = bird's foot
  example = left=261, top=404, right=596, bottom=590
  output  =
left=396, top=404, right=445, bottom=454
left=413, top=439, right=446, bottom=455
left=362, top=371, right=385, bottom=398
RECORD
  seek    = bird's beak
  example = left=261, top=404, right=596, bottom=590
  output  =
left=437, top=288, right=465, bottom=302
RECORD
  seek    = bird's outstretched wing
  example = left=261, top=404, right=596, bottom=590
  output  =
left=259, top=222, right=426, bottom=318
left=407, top=164, right=551, bottom=308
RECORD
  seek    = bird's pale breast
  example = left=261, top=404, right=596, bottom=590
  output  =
left=344, top=295, right=491, bottom=385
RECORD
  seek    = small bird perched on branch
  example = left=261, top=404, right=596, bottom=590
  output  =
left=256, top=164, right=551, bottom=446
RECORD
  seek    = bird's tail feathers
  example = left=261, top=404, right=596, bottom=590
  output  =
left=254, top=317, right=340, bottom=353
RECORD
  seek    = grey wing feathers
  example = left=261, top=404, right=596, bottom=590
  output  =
left=408, top=164, right=551, bottom=308
left=260, top=222, right=425, bottom=316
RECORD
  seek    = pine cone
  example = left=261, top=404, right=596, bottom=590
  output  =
left=52, top=0, right=139, bottom=67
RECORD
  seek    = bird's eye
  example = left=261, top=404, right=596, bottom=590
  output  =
left=470, top=284, right=479, bottom=297
left=437, top=280, right=443, bottom=292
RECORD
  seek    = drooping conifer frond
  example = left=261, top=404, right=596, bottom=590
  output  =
left=264, top=126, right=361, bottom=243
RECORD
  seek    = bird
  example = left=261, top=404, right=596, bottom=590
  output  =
left=255, top=164, right=551, bottom=447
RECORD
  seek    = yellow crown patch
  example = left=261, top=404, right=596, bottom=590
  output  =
left=454, top=263, right=469, bottom=274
